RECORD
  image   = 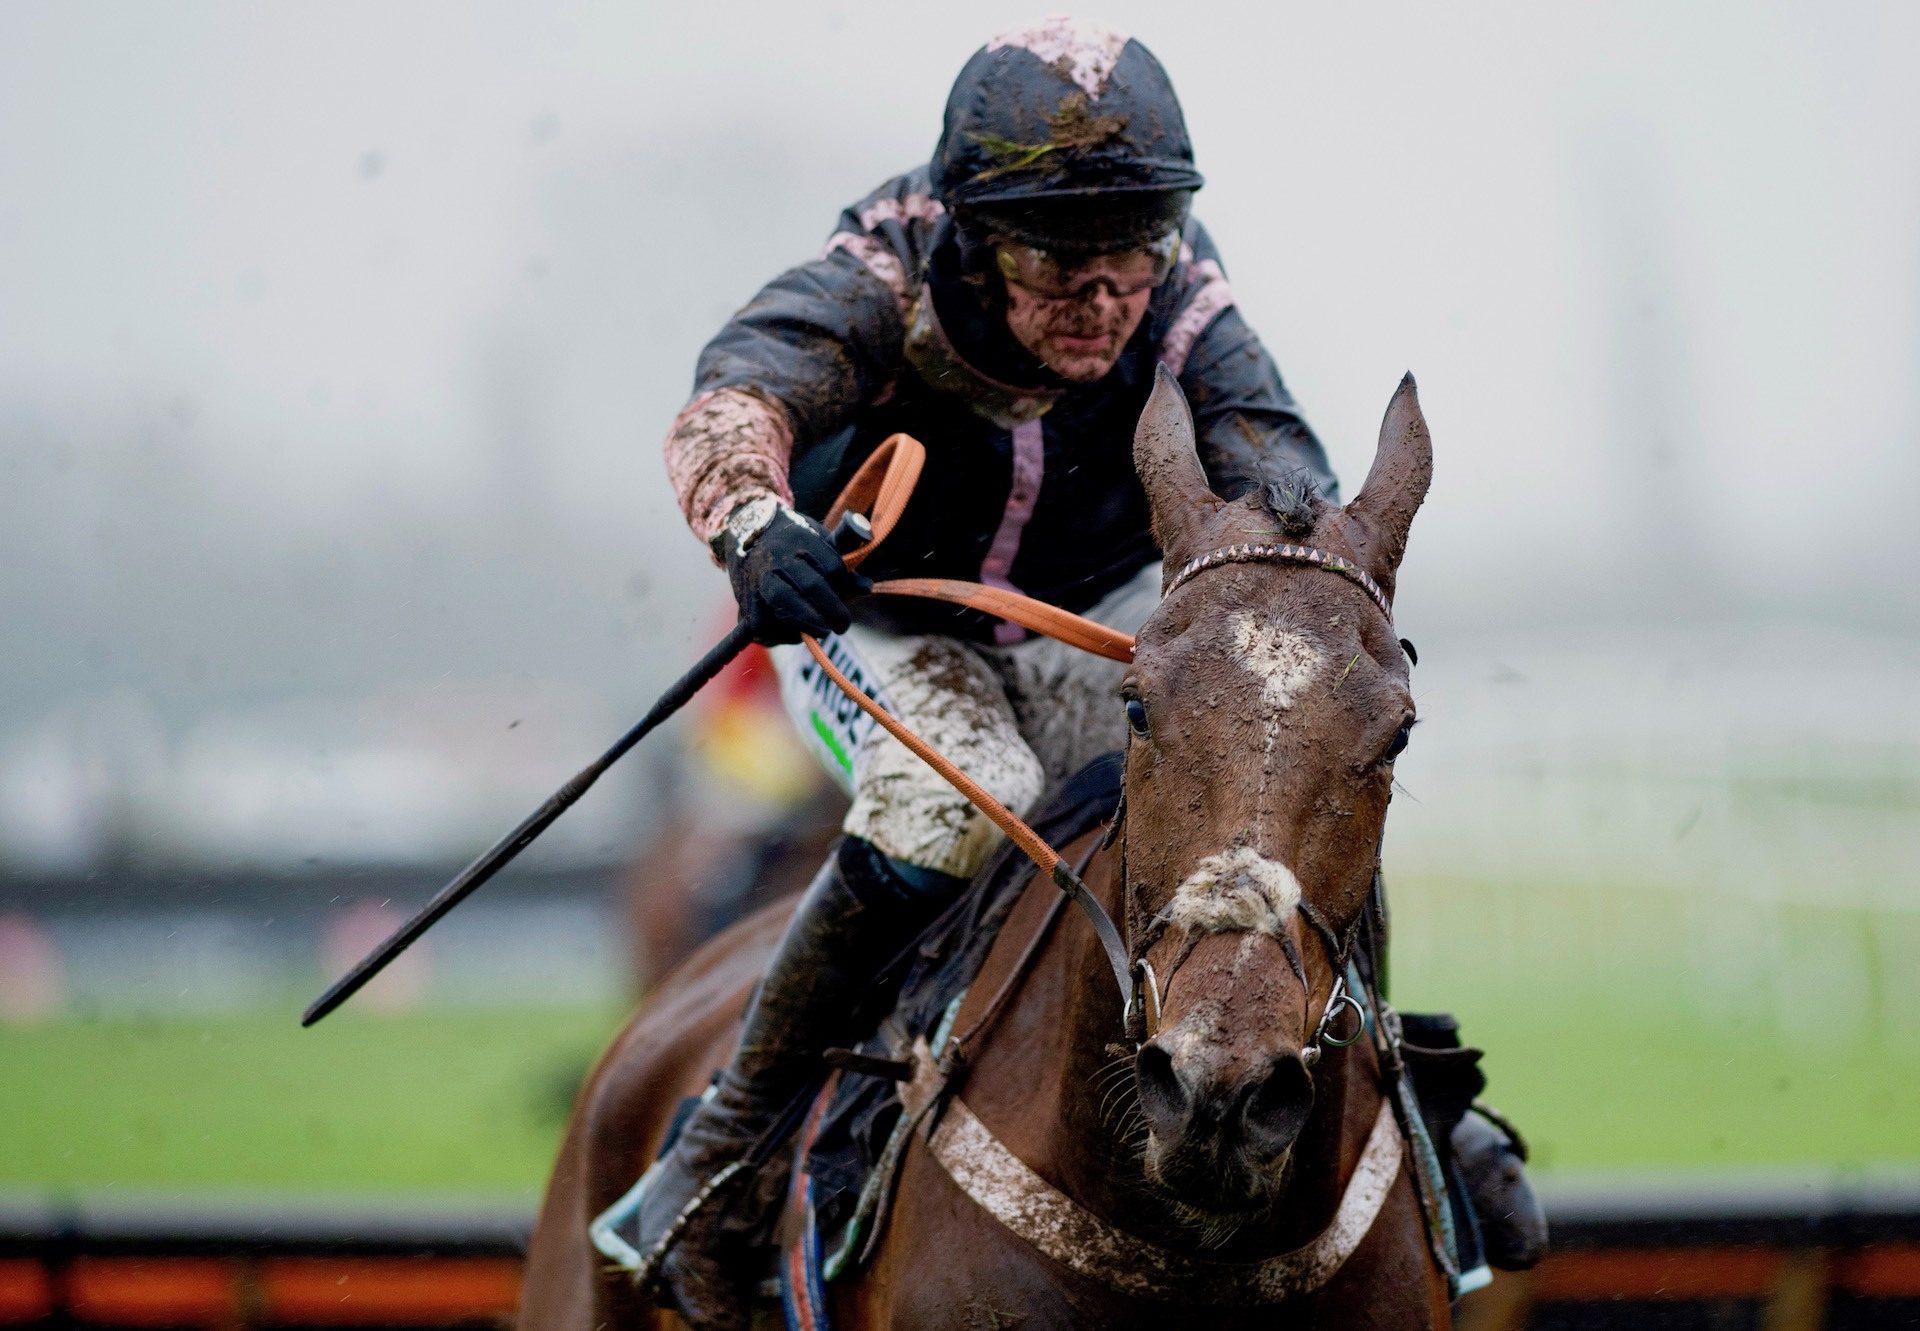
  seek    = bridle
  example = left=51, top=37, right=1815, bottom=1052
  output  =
left=801, top=523, right=1395, bottom=1064
left=1110, top=537, right=1398, bottom=1060
left=797, top=433, right=1400, bottom=1063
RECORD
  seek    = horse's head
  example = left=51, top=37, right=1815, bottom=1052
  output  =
left=1121, top=366, right=1430, bottom=1219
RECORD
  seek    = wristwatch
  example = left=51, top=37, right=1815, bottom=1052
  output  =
left=709, top=494, right=782, bottom=560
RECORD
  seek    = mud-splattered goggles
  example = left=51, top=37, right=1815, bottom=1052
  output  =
left=994, top=230, right=1181, bottom=302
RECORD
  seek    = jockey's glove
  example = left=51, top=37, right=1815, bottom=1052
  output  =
left=716, top=497, right=871, bottom=646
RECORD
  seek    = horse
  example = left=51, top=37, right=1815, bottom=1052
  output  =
left=521, top=369, right=1449, bottom=1328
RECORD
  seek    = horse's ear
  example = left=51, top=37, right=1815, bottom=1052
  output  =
left=1134, top=364, right=1220, bottom=563
left=1343, top=373, right=1433, bottom=592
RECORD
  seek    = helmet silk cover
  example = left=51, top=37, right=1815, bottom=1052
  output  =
left=931, top=17, right=1203, bottom=253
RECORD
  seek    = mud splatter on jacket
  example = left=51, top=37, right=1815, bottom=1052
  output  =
left=671, top=167, right=1337, bottom=644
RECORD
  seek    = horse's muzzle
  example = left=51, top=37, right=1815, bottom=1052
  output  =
left=1135, top=1037, right=1315, bottom=1208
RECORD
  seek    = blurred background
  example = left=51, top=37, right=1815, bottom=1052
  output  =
left=1, top=1, right=1916, bottom=1322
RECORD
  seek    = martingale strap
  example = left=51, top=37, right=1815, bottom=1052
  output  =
left=899, top=1038, right=1403, bottom=1303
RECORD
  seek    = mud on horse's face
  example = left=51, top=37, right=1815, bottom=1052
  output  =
left=1120, top=366, right=1431, bottom=1219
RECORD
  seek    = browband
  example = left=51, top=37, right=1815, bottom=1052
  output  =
left=1166, top=542, right=1392, bottom=621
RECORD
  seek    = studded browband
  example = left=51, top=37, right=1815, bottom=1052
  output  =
left=1166, top=541, right=1393, bottom=621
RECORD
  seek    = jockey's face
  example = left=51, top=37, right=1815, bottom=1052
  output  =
left=1002, top=277, right=1155, bottom=383
left=996, top=241, right=1171, bottom=383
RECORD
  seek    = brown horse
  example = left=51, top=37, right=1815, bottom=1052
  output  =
left=522, top=371, right=1447, bottom=1328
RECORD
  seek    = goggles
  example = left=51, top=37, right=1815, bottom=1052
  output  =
left=993, top=230, right=1181, bottom=302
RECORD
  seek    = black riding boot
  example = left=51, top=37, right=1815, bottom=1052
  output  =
left=627, top=836, right=964, bottom=1328
left=1453, top=1104, right=1548, bottom=1270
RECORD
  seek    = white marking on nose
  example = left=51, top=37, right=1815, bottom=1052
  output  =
left=1229, top=614, right=1324, bottom=710
left=1160, top=846, right=1303, bottom=939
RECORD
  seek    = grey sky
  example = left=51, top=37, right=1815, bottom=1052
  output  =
left=2, top=2, right=1917, bottom=866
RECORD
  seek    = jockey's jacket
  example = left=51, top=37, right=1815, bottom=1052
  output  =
left=664, top=167, right=1339, bottom=645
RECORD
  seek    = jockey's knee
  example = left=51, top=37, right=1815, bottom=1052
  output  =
left=845, top=736, right=1045, bottom=881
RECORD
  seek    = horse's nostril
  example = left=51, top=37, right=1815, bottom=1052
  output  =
left=1241, top=1054, right=1314, bottom=1158
left=1134, top=1042, right=1188, bottom=1137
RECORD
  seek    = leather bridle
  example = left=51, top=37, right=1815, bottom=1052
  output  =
left=1112, top=540, right=1396, bottom=1057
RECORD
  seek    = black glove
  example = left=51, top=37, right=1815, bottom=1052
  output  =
left=717, top=500, right=870, bottom=646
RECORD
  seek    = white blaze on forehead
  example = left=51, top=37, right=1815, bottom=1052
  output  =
left=987, top=16, right=1130, bottom=97
left=1160, top=846, right=1303, bottom=939
left=1229, top=613, right=1324, bottom=710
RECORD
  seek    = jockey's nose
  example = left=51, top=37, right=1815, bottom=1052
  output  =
left=1135, top=1035, right=1315, bottom=1165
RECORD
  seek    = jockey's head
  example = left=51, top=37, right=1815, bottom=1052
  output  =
left=931, top=18, right=1204, bottom=384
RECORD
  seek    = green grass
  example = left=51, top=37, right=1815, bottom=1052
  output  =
left=3, top=875, right=1917, bottom=1196
left=1387, top=874, right=1920, bottom=1177
left=0, top=1004, right=627, bottom=1195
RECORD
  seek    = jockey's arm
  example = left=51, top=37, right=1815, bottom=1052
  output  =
left=663, top=247, right=908, bottom=548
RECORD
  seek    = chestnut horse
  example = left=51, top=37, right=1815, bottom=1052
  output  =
left=522, top=371, right=1448, bottom=1328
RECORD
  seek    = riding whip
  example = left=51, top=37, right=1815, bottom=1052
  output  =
left=300, top=510, right=872, bottom=1027
left=301, top=428, right=1130, bottom=1028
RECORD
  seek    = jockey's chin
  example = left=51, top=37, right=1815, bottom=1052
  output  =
left=1004, top=284, right=1155, bottom=384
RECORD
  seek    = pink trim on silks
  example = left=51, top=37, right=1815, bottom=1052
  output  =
left=979, top=417, right=1046, bottom=645
left=858, top=194, right=946, bottom=232
left=1159, top=261, right=1234, bottom=377
left=821, top=231, right=912, bottom=316
left=987, top=17, right=1130, bottom=97
left=663, top=388, right=797, bottom=544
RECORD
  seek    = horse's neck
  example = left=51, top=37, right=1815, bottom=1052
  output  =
left=1040, top=865, right=1380, bottom=1259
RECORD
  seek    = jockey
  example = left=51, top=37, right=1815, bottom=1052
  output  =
left=632, top=17, right=1543, bottom=1321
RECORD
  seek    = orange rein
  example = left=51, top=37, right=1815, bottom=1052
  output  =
left=806, top=433, right=1135, bottom=879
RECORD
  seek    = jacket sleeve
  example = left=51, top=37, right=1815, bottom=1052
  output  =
left=1164, top=223, right=1340, bottom=505
left=692, top=236, right=910, bottom=450
left=665, top=200, right=919, bottom=543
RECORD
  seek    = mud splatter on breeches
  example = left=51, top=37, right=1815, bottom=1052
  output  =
left=771, top=563, right=1160, bottom=878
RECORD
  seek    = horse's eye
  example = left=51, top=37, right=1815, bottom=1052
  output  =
left=1124, top=697, right=1151, bottom=739
left=1382, top=717, right=1415, bottom=764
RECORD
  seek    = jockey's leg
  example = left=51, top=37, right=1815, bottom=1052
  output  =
left=1453, top=1102, right=1548, bottom=1270
left=628, top=631, right=1042, bottom=1326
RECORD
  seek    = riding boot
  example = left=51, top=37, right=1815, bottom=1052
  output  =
left=1452, top=1104, right=1548, bottom=1270
left=627, top=835, right=965, bottom=1328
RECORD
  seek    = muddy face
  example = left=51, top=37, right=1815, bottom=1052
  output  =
left=1002, top=280, right=1152, bottom=383
left=1120, top=366, right=1431, bottom=1222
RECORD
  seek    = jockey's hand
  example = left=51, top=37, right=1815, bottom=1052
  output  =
left=717, top=498, right=871, bottom=646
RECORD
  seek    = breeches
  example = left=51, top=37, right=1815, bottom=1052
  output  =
left=770, top=562, right=1160, bottom=878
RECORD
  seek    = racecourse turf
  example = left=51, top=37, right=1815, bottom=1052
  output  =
left=3, top=875, right=1916, bottom=1196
